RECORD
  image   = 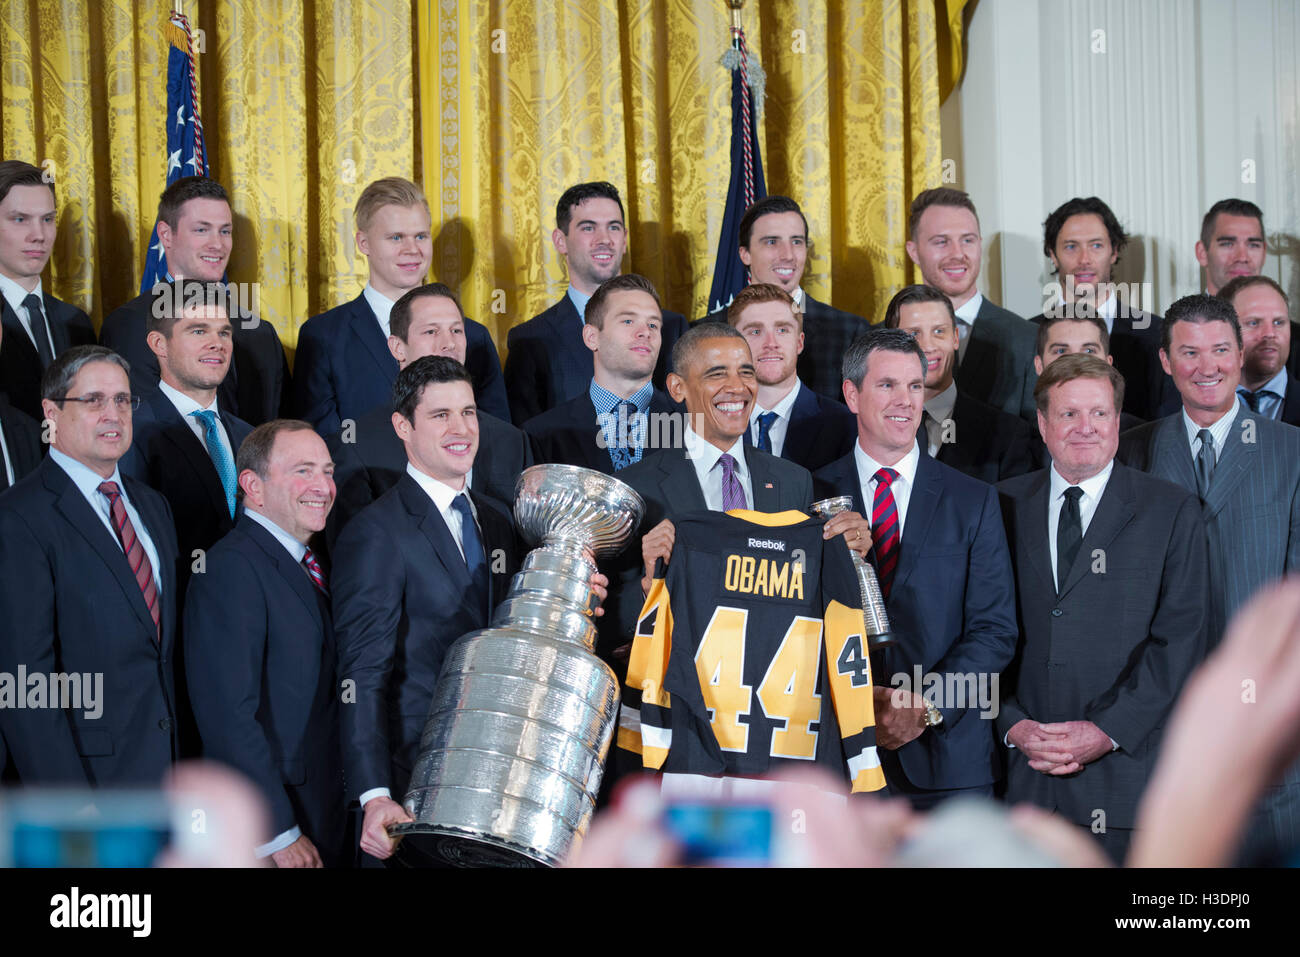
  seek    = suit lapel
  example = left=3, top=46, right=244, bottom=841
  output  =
left=150, top=392, right=231, bottom=517
left=1016, top=470, right=1055, bottom=596
left=891, top=452, right=941, bottom=595
left=1148, top=415, right=1198, bottom=493
left=748, top=451, right=783, bottom=512
left=1203, top=412, right=1258, bottom=519
left=659, top=451, right=708, bottom=514
left=242, top=519, right=324, bottom=632
left=550, top=298, right=589, bottom=398
left=956, top=320, right=997, bottom=399
left=1283, top=378, right=1300, bottom=426
left=399, top=476, right=472, bottom=592
left=42, top=292, right=69, bottom=354
left=778, top=385, right=819, bottom=466
left=1058, top=466, right=1136, bottom=599
left=350, top=295, right=399, bottom=381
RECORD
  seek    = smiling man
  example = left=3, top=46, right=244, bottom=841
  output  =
left=1000, top=353, right=1209, bottom=862
left=100, top=176, right=289, bottom=426
left=1217, top=275, right=1300, bottom=425
left=0, top=160, right=95, bottom=422
left=0, top=346, right=180, bottom=787
left=505, top=182, right=688, bottom=424
left=813, top=327, right=1018, bottom=809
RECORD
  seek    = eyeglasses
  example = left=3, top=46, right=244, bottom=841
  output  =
left=53, top=393, right=141, bottom=412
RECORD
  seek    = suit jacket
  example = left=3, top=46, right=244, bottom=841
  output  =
left=325, top=406, right=530, bottom=551
left=956, top=298, right=1038, bottom=423
left=796, top=295, right=871, bottom=404
left=996, top=464, right=1209, bottom=827
left=0, top=291, right=96, bottom=421
left=184, top=517, right=346, bottom=865
left=602, top=445, right=813, bottom=656
left=293, top=293, right=509, bottom=434
left=99, top=291, right=290, bottom=426
left=503, top=293, right=688, bottom=425
left=931, top=390, right=1038, bottom=484
left=750, top=382, right=856, bottom=474
left=523, top=388, right=679, bottom=474
left=0, top=457, right=179, bottom=786
left=1029, top=305, right=1169, bottom=421
left=332, top=476, right=519, bottom=800
left=814, top=449, right=1019, bottom=790
left=119, top=387, right=253, bottom=588
left=0, top=394, right=42, bottom=491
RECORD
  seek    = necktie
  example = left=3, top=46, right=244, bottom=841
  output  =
left=718, top=452, right=747, bottom=511
left=451, top=493, right=490, bottom=614
left=608, top=400, right=638, bottom=471
left=302, top=547, right=328, bottom=595
left=1195, top=428, right=1215, bottom=499
left=1240, top=388, right=1277, bottom=416
left=870, top=467, right=901, bottom=600
left=98, top=481, right=160, bottom=640
left=919, top=409, right=938, bottom=456
left=956, top=318, right=972, bottom=364
left=1056, top=486, right=1083, bottom=594
left=22, top=294, right=54, bottom=368
left=755, top=411, right=778, bottom=453
left=190, top=410, right=238, bottom=518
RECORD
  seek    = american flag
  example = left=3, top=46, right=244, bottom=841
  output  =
left=139, top=11, right=210, bottom=293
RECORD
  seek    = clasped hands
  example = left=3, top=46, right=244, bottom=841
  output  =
left=1006, top=719, right=1113, bottom=775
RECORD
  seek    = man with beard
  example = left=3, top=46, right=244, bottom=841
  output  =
left=1219, top=275, right=1300, bottom=426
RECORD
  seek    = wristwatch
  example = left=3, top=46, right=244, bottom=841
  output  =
left=922, top=700, right=944, bottom=728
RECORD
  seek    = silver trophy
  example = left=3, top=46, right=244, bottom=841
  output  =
left=391, top=464, right=645, bottom=867
left=810, top=495, right=895, bottom=651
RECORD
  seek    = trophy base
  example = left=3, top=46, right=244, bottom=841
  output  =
left=388, top=824, right=552, bottom=868
left=866, top=632, right=897, bottom=651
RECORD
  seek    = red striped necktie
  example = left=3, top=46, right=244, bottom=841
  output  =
left=302, top=546, right=328, bottom=595
left=97, top=481, right=160, bottom=640
left=869, top=467, right=901, bottom=600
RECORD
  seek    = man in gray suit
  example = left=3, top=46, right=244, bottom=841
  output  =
left=906, top=188, right=1037, bottom=423
left=1118, top=293, right=1300, bottom=862
left=998, top=354, right=1209, bottom=863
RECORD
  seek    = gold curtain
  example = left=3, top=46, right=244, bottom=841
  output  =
left=0, top=0, right=415, bottom=356
left=420, top=0, right=969, bottom=345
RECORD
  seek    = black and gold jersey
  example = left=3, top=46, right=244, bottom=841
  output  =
left=618, top=508, right=885, bottom=793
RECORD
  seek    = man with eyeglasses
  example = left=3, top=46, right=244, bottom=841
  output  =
left=0, top=345, right=180, bottom=786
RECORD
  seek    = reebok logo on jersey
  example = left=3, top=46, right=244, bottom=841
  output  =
left=747, top=538, right=786, bottom=552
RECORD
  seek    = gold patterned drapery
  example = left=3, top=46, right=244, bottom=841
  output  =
left=0, top=0, right=964, bottom=358
left=421, top=0, right=969, bottom=345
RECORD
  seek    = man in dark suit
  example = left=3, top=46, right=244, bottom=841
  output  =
left=1217, top=276, right=1300, bottom=425
left=603, top=322, right=870, bottom=658
left=884, top=284, right=1036, bottom=483
left=119, top=281, right=253, bottom=587
left=293, top=177, right=508, bottom=433
left=332, top=357, right=525, bottom=863
left=504, top=181, right=688, bottom=424
left=325, top=282, right=530, bottom=548
left=1027, top=196, right=1169, bottom=422
left=1118, top=293, right=1300, bottom=862
left=184, top=420, right=347, bottom=868
left=99, top=176, right=290, bottom=426
left=813, top=327, right=1018, bottom=808
left=0, top=160, right=95, bottom=421
left=0, top=346, right=179, bottom=785
left=724, top=282, right=854, bottom=473
left=998, top=354, right=1209, bottom=863
left=523, top=273, right=679, bottom=474
left=706, top=195, right=869, bottom=404
left=0, top=309, right=42, bottom=490
left=906, top=187, right=1038, bottom=422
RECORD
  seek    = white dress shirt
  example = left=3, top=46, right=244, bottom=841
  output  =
left=953, top=291, right=984, bottom=363
left=360, top=464, right=481, bottom=808
left=1181, top=403, right=1238, bottom=467
left=684, top=428, right=753, bottom=511
left=241, top=508, right=308, bottom=858
left=0, top=273, right=56, bottom=353
left=0, top=419, right=13, bottom=488
left=749, top=379, right=801, bottom=458
left=157, top=380, right=236, bottom=467
left=363, top=283, right=397, bottom=339
left=1047, top=460, right=1113, bottom=592
left=854, top=438, right=921, bottom=538
left=48, top=448, right=163, bottom=597
left=922, top=382, right=958, bottom=457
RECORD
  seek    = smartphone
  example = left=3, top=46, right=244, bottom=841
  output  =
left=0, top=790, right=176, bottom=868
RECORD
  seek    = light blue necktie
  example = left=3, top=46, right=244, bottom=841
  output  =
left=191, top=409, right=237, bottom=518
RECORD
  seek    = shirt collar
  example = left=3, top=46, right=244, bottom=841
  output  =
left=684, top=427, right=748, bottom=477
left=49, top=447, right=126, bottom=500
left=754, top=379, right=802, bottom=420
left=953, top=291, right=983, bottom=323
left=854, top=436, right=921, bottom=487
left=1049, top=457, right=1114, bottom=502
left=0, top=272, right=40, bottom=315
left=567, top=285, right=593, bottom=323
left=1054, top=290, right=1119, bottom=320
left=791, top=287, right=805, bottom=308
left=924, top=381, right=958, bottom=423
left=589, top=378, right=654, bottom=416
left=405, top=461, right=468, bottom=513
left=158, top=378, right=220, bottom=420
left=1240, top=366, right=1288, bottom=400
left=242, top=509, right=307, bottom=562
left=1181, top=403, right=1239, bottom=449
left=363, top=283, right=397, bottom=337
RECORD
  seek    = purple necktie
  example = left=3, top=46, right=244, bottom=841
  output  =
left=718, top=453, right=747, bottom=511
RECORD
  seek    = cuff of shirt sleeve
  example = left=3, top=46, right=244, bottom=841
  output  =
left=256, top=825, right=301, bottom=859
left=359, top=787, right=392, bottom=807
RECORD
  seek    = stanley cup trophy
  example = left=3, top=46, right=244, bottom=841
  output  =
left=391, top=464, right=645, bottom=867
left=810, top=496, right=896, bottom=651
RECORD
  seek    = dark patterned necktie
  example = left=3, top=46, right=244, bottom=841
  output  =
left=1056, top=486, right=1083, bottom=593
left=755, top=411, right=777, bottom=453
left=1195, top=429, right=1215, bottom=500
left=302, top=547, right=328, bottom=595
left=23, top=293, right=54, bottom=368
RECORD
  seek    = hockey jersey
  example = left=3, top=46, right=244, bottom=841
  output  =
left=618, top=509, right=886, bottom=793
